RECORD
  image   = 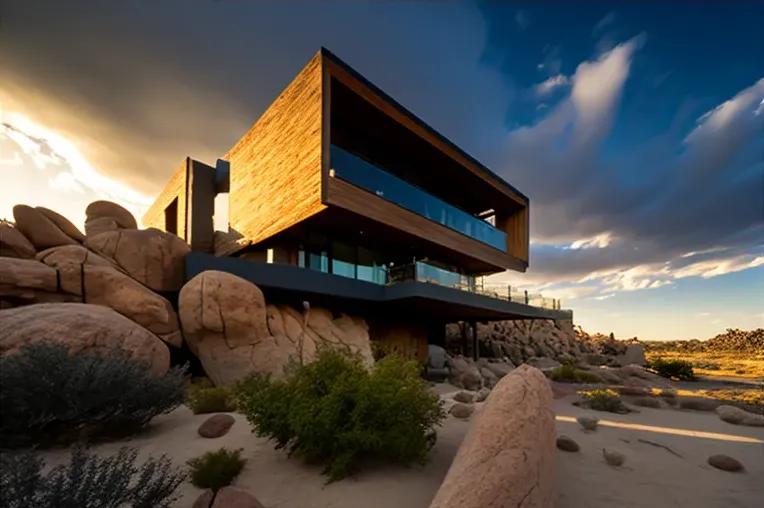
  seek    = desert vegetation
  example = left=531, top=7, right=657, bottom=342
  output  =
left=187, top=448, right=247, bottom=493
left=0, top=447, right=185, bottom=508
left=236, top=347, right=445, bottom=482
left=0, top=341, right=187, bottom=449
left=186, top=380, right=237, bottom=415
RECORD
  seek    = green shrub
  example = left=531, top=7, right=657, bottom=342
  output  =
left=0, top=446, right=185, bottom=508
left=186, top=448, right=246, bottom=492
left=237, top=348, right=445, bottom=482
left=0, top=341, right=187, bottom=448
left=186, top=383, right=237, bottom=415
left=548, top=364, right=603, bottom=384
left=579, top=389, right=632, bottom=414
left=648, top=358, right=695, bottom=381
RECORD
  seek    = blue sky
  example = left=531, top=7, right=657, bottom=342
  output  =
left=1, top=1, right=762, bottom=340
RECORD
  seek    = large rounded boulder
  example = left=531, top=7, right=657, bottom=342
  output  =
left=84, top=200, right=138, bottom=237
left=85, top=228, right=190, bottom=292
left=179, top=270, right=293, bottom=387
left=429, top=365, right=556, bottom=508
left=12, top=205, right=80, bottom=250
left=0, top=303, right=170, bottom=375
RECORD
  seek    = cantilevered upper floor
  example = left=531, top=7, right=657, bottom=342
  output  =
left=218, top=48, right=529, bottom=276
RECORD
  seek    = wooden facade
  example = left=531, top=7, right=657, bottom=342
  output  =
left=146, top=47, right=530, bottom=274
left=142, top=158, right=189, bottom=236
left=224, top=53, right=326, bottom=246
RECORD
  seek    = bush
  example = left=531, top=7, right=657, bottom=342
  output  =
left=0, top=446, right=185, bottom=508
left=186, top=447, right=246, bottom=492
left=186, top=383, right=237, bottom=415
left=548, top=364, right=603, bottom=384
left=0, top=341, right=187, bottom=448
left=578, top=389, right=632, bottom=414
left=237, top=348, right=445, bottom=482
left=648, top=358, right=695, bottom=381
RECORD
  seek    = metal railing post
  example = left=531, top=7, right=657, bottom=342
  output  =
left=524, top=290, right=529, bottom=305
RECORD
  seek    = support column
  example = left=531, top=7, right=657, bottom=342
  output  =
left=471, top=321, right=478, bottom=362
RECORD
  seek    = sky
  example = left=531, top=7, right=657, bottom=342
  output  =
left=1, top=1, right=763, bottom=340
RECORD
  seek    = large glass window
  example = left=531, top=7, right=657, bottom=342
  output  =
left=330, top=145, right=507, bottom=252
left=357, top=246, right=387, bottom=284
left=331, top=241, right=356, bottom=279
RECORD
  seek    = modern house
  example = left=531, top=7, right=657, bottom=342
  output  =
left=143, top=48, right=571, bottom=357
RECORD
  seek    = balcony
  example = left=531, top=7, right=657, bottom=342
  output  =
left=387, top=260, right=569, bottom=315
left=329, top=145, right=507, bottom=252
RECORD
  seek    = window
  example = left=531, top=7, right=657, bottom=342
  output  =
left=164, top=197, right=178, bottom=235
left=331, top=241, right=356, bottom=279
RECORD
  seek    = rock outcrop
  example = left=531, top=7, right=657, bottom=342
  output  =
left=85, top=228, right=190, bottom=292
left=84, top=200, right=138, bottom=237
left=0, top=303, right=170, bottom=375
left=1, top=251, right=182, bottom=346
left=429, top=365, right=556, bottom=508
left=179, top=270, right=375, bottom=387
left=12, top=205, right=80, bottom=250
left=1, top=219, right=37, bottom=259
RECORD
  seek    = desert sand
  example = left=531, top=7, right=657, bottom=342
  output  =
left=40, top=385, right=764, bottom=508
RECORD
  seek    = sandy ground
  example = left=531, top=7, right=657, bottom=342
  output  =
left=38, top=385, right=764, bottom=508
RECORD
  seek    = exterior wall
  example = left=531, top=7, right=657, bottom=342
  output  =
left=186, top=160, right=217, bottom=253
left=369, top=319, right=429, bottom=363
left=142, top=158, right=189, bottom=237
left=224, top=51, right=326, bottom=246
left=496, top=206, right=529, bottom=266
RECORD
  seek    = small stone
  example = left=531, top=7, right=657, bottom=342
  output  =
left=198, top=414, right=236, bottom=438
left=453, top=390, right=475, bottom=404
left=450, top=402, right=475, bottom=420
left=602, top=448, right=625, bottom=467
left=475, top=387, right=491, bottom=403
left=708, top=454, right=744, bottom=472
left=192, top=489, right=215, bottom=508
left=556, top=435, right=580, bottom=452
left=716, top=405, right=764, bottom=427
left=577, top=415, right=599, bottom=431
left=211, top=486, right=266, bottom=508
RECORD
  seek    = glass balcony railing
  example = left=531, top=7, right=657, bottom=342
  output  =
left=387, top=260, right=570, bottom=314
left=330, top=145, right=507, bottom=252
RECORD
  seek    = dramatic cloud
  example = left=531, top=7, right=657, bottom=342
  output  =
left=489, top=37, right=764, bottom=298
left=2, top=0, right=762, bottom=304
left=534, top=75, right=570, bottom=97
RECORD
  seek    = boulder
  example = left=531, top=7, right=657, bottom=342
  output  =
left=12, top=205, right=79, bottom=249
left=715, top=405, right=764, bottom=427
left=576, top=415, right=599, bottom=431
left=618, top=343, right=647, bottom=366
left=211, top=487, right=266, bottom=508
left=198, top=414, right=236, bottom=438
left=86, top=228, right=190, bottom=292
left=179, top=270, right=292, bottom=387
left=35, top=207, right=85, bottom=243
left=0, top=303, right=170, bottom=375
left=0, top=221, right=36, bottom=259
left=603, top=448, right=625, bottom=467
left=0, top=258, right=79, bottom=307
left=449, top=356, right=483, bottom=391
left=475, top=387, right=491, bottom=403
left=84, top=216, right=121, bottom=237
left=85, top=200, right=138, bottom=232
left=429, top=365, right=555, bottom=508
left=479, top=367, right=498, bottom=388
left=449, top=403, right=474, bottom=420
left=483, top=361, right=514, bottom=379
left=36, top=244, right=115, bottom=268
left=453, top=391, right=475, bottom=404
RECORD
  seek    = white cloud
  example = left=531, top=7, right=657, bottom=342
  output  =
left=594, top=294, right=615, bottom=301
left=671, top=255, right=764, bottom=279
left=534, top=74, right=570, bottom=97
left=592, top=11, right=616, bottom=35
left=568, top=233, right=615, bottom=250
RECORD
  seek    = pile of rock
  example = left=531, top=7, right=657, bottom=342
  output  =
left=643, top=328, right=764, bottom=354
left=0, top=201, right=375, bottom=387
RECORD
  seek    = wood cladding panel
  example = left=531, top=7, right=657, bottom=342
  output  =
left=324, top=58, right=526, bottom=208
left=496, top=207, right=529, bottom=265
left=326, top=177, right=526, bottom=273
left=141, top=158, right=188, bottom=238
left=225, top=53, right=326, bottom=245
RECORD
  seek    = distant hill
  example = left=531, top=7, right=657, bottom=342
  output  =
left=641, top=328, right=764, bottom=354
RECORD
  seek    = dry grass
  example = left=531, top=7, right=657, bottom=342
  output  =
left=645, top=350, right=764, bottom=379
